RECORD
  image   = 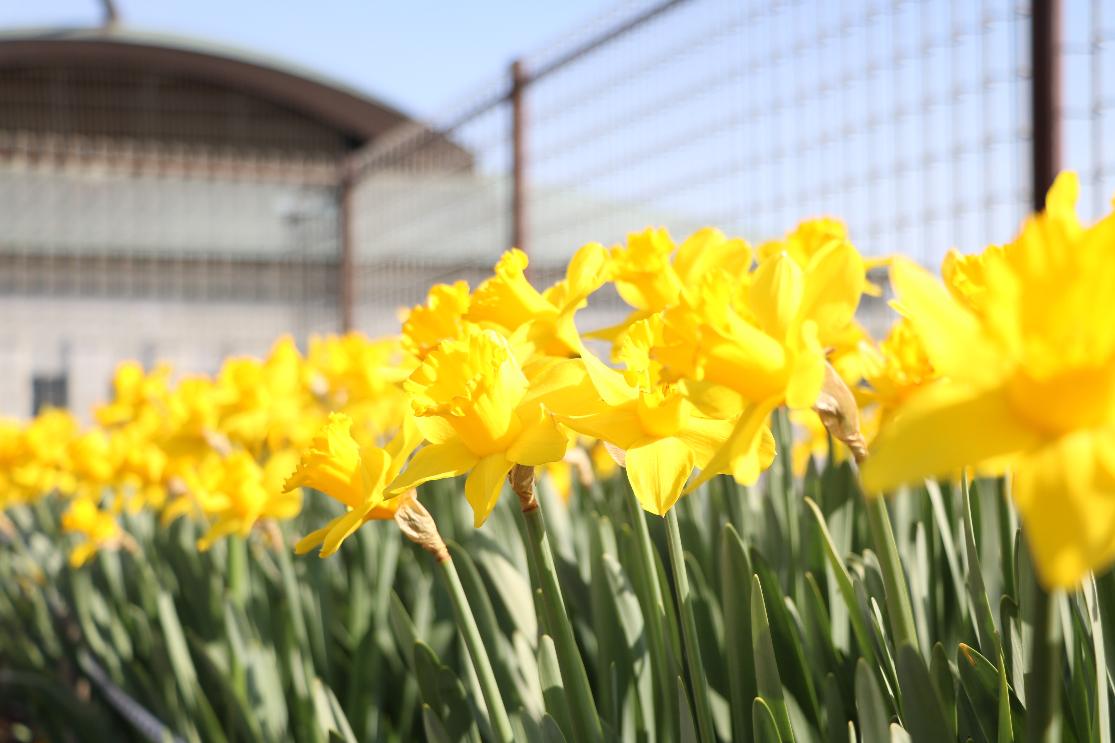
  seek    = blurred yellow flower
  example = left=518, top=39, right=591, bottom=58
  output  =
left=402, top=281, right=472, bottom=360
left=196, top=451, right=301, bottom=551
left=62, top=497, right=123, bottom=567
left=862, top=172, right=1115, bottom=587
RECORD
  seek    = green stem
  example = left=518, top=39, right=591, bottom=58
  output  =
left=438, top=558, right=516, bottom=743
left=862, top=493, right=919, bottom=651
left=522, top=503, right=604, bottom=743
left=665, top=508, right=716, bottom=743
left=1025, top=575, right=1063, bottom=743
left=624, top=483, right=678, bottom=735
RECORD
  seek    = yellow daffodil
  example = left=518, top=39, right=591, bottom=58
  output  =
left=96, top=362, right=170, bottom=430
left=196, top=450, right=301, bottom=551
left=401, top=281, right=472, bottom=360
left=61, top=497, right=124, bottom=567
left=386, top=326, right=569, bottom=526
left=535, top=317, right=768, bottom=514
left=860, top=318, right=937, bottom=424
left=862, top=172, right=1115, bottom=588
left=609, top=227, right=684, bottom=312
left=591, top=227, right=752, bottom=348
left=466, top=244, right=609, bottom=359
left=285, top=412, right=422, bottom=556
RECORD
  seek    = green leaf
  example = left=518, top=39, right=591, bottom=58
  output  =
left=806, top=498, right=878, bottom=668
left=538, top=634, right=574, bottom=741
left=856, top=658, right=891, bottom=743
left=157, top=591, right=199, bottom=709
left=895, top=644, right=951, bottom=743
left=822, top=673, right=848, bottom=743
left=423, top=704, right=453, bottom=743
left=446, top=542, right=515, bottom=692
left=752, top=575, right=796, bottom=743
left=720, top=523, right=756, bottom=743
left=957, top=643, right=1001, bottom=743
left=678, top=676, right=699, bottom=743
left=751, top=549, right=820, bottom=725
left=929, top=643, right=957, bottom=737
left=1082, top=575, right=1110, bottom=743
left=753, top=697, right=785, bottom=743
left=540, top=714, right=569, bottom=743
left=414, top=641, right=444, bottom=709
left=388, top=592, right=419, bottom=670
left=961, top=479, right=1002, bottom=661
left=997, top=646, right=1014, bottom=743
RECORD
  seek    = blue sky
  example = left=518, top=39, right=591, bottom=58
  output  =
left=0, top=0, right=611, bottom=119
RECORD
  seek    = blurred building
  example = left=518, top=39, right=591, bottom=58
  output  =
left=0, top=28, right=433, bottom=418
left=0, top=26, right=690, bottom=421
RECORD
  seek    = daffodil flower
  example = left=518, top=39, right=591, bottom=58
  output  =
left=284, top=412, right=422, bottom=556
left=386, top=326, right=569, bottom=526
left=862, top=172, right=1115, bottom=588
left=196, top=450, right=301, bottom=551
left=551, top=357, right=744, bottom=514
left=61, top=497, right=124, bottom=567
left=589, top=227, right=752, bottom=348
left=466, top=243, right=609, bottom=359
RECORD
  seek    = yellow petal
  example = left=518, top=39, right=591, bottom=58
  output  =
left=581, top=352, right=638, bottom=407
left=523, top=358, right=600, bottom=416
left=319, top=509, right=367, bottom=557
left=464, top=453, right=515, bottom=527
left=558, top=407, right=644, bottom=451
left=861, top=382, right=1040, bottom=494
left=799, top=240, right=864, bottom=339
left=507, top=410, right=569, bottom=466
left=564, top=241, right=610, bottom=303
left=785, top=320, right=825, bottom=409
left=626, top=437, right=696, bottom=515
left=387, top=439, right=478, bottom=495
left=730, top=424, right=778, bottom=485
left=675, top=414, right=735, bottom=467
left=69, top=542, right=97, bottom=568
left=295, top=522, right=334, bottom=555
left=1013, top=430, right=1115, bottom=589
left=384, top=415, right=425, bottom=482
left=890, top=258, right=1004, bottom=387
left=672, top=228, right=752, bottom=282
left=415, top=414, right=457, bottom=445
left=686, top=400, right=779, bottom=493
left=750, top=252, right=804, bottom=340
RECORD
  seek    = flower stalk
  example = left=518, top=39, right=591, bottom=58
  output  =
left=816, top=364, right=918, bottom=651
left=665, top=506, right=716, bottom=743
left=395, top=497, right=515, bottom=743
left=510, top=464, right=603, bottom=743
left=1026, top=558, right=1064, bottom=743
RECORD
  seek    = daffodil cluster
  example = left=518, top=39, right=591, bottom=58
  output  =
left=6, top=172, right=1114, bottom=592
left=0, top=334, right=410, bottom=565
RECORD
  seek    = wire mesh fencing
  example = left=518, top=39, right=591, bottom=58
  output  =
left=0, top=1, right=1109, bottom=417
left=349, top=0, right=1110, bottom=338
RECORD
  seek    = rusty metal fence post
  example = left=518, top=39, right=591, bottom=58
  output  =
left=338, top=160, right=355, bottom=332
left=510, top=59, right=528, bottom=256
left=1031, top=0, right=1062, bottom=211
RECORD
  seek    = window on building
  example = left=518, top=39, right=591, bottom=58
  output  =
left=31, top=373, right=68, bottom=415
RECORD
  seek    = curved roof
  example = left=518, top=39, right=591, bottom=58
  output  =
left=0, top=27, right=413, bottom=145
